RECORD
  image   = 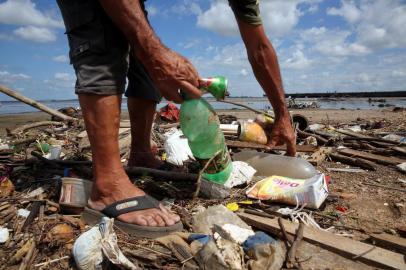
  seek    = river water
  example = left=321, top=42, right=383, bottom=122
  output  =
left=0, top=97, right=405, bottom=115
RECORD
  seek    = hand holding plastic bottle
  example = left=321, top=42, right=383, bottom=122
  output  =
left=142, top=46, right=202, bottom=103
left=255, top=113, right=297, bottom=156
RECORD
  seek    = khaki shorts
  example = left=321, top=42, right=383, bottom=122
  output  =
left=56, top=0, right=161, bottom=102
left=229, top=0, right=262, bottom=25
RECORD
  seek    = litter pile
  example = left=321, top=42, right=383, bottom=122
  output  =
left=1, top=87, right=406, bottom=269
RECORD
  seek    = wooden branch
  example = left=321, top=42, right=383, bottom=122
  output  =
left=329, top=153, right=377, bottom=171
left=218, top=99, right=274, bottom=118
left=287, top=222, right=305, bottom=269
left=370, top=233, right=406, bottom=254
left=238, top=212, right=406, bottom=270
left=126, top=166, right=198, bottom=182
left=10, top=121, right=64, bottom=135
left=226, top=140, right=317, bottom=153
left=0, top=85, right=75, bottom=121
left=362, top=182, right=406, bottom=192
left=338, top=148, right=406, bottom=165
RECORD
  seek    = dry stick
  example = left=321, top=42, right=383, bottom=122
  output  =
left=31, top=151, right=200, bottom=182
left=193, top=151, right=221, bottom=199
left=0, top=85, right=75, bottom=121
left=363, top=182, right=406, bottom=192
left=18, top=241, right=36, bottom=270
left=218, top=99, right=274, bottom=118
left=278, top=217, right=294, bottom=245
left=34, top=256, right=70, bottom=267
left=287, top=222, right=305, bottom=269
left=10, top=121, right=65, bottom=135
left=329, top=153, right=377, bottom=171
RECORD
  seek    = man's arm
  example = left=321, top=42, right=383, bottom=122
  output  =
left=98, top=0, right=201, bottom=102
left=236, top=19, right=296, bottom=156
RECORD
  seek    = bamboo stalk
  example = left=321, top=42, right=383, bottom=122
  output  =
left=0, top=85, right=75, bottom=121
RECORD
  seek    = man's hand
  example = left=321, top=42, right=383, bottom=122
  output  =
left=256, top=113, right=297, bottom=156
left=142, top=47, right=202, bottom=103
left=267, top=115, right=296, bottom=156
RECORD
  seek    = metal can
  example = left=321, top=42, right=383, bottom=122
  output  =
left=199, top=76, right=228, bottom=100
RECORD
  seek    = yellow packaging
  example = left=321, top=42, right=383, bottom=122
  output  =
left=246, top=173, right=328, bottom=209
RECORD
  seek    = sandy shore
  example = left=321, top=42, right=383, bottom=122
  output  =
left=0, top=108, right=404, bottom=137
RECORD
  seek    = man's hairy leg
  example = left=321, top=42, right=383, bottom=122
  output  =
left=127, top=97, right=163, bottom=168
left=79, top=94, right=179, bottom=226
left=235, top=19, right=296, bottom=156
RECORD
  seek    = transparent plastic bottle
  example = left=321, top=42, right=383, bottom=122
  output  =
left=233, top=150, right=317, bottom=179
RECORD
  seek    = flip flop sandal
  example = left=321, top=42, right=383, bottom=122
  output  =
left=82, top=195, right=183, bottom=238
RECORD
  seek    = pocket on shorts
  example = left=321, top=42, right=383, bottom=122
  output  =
left=58, top=1, right=107, bottom=63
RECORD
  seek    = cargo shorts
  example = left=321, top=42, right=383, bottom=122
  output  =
left=228, top=0, right=262, bottom=25
left=56, top=0, right=161, bottom=102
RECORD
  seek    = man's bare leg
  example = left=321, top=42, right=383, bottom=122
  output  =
left=80, top=94, right=179, bottom=226
left=127, top=97, right=164, bottom=168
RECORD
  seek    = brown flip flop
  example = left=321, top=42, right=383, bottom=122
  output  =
left=82, top=195, right=183, bottom=239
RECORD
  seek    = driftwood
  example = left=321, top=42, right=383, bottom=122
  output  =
left=31, top=151, right=199, bottom=182
left=329, top=153, right=376, bottom=171
left=0, top=85, right=75, bottom=121
left=239, top=213, right=406, bottom=270
left=362, top=182, right=406, bottom=193
left=218, top=99, right=274, bottom=118
left=287, top=222, right=305, bottom=269
left=126, top=166, right=198, bottom=182
left=226, top=140, right=317, bottom=153
left=10, top=121, right=64, bottom=135
left=338, top=148, right=406, bottom=165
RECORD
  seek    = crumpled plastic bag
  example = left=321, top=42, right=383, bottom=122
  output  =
left=164, top=129, right=195, bottom=166
left=73, top=217, right=137, bottom=270
left=224, top=161, right=256, bottom=188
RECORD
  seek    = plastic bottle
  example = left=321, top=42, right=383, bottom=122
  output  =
left=233, top=150, right=317, bottom=179
left=180, top=77, right=233, bottom=184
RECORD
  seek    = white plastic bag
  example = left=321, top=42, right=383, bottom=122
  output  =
left=73, top=218, right=138, bottom=270
left=164, top=129, right=194, bottom=166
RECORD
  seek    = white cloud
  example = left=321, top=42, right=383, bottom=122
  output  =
left=52, top=55, right=69, bottom=63
left=327, top=0, right=361, bottom=23
left=197, top=0, right=238, bottom=37
left=240, top=68, right=248, bottom=76
left=197, top=0, right=321, bottom=37
left=13, top=26, right=56, bottom=43
left=327, top=0, right=406, bottom=50
left=54, top=72, right=72, bottom=81
left=0, top=70, right=31, bottom=84
left=146, top=5, right=158, bottom=17
left=0, top=0, right=63, bottom=28
left=284, top=49, right=312, bottom=69
left=300, top=27, right=371, bottom=56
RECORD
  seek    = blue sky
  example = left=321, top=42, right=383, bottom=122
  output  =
left=0, top=0, right=405, bottom=100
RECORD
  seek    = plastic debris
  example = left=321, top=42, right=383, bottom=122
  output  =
left=24, top=187, right=45, bottom=198
left=246, top=173, right=329, bottom=209
left=73, top=217, right=137, bottom=270
left=0, top=177, right=14, bottom=198
left=243, top=232, right=286, bottom=270
left=220, top=224, right=255, bottom=244
left=223, top=161, right=256, bottom=188
left=17, top=208, right=30, bottom=218
left=163, top=129, right=195, bottom=166
left=193, top=205, right=252, bottom=234
left=226, top=202, right=239, bottom=212
left=0, top=227, right=9, bottom=243
left=383, top=134, right=406, bottom=143
left=45, top=223, right=74, bottom=243
left=160, top=102, right=180, bottom=122
left=397, top=162, right=406, bottom=174
left=308, top=123, right=325, bottom=131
